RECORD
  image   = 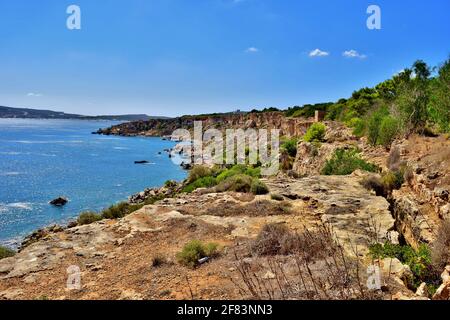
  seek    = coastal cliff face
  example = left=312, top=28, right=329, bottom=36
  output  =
left=96, top=112, right=315, bottom=138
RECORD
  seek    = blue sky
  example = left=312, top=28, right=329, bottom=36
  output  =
left=0, top=0, right=448, bottom=117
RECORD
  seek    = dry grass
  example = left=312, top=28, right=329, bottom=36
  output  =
left=232, top=224, right=383, bottom=300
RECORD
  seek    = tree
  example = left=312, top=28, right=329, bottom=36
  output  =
left=413, top=60, right=431, bottom=81
left=428, top=59, right=450, bottom=132
left=394, top=61, right=431, bottom=134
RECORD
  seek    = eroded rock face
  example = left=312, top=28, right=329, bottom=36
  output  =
left=266, top=175, right=395, bottom=256
left=96, top=112, right=316, bottom=138
left=389, top=135, right=450, bottom=247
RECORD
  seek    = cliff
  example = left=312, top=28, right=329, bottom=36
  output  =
left=95, top=112, right=316, bottom=138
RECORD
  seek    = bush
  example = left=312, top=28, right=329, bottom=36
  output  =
left=321, top=148, right=379, bottom=175
left=428, top=59, right=450, bottom=133
left=101, top=202, right=143, bottom=220
left=271, top=194, right=284, bottom=201
left=151, top=254, right=167, bottom=268
left=77, top=211, right=103, bottom=225
left=215, top=174, right=253, bottom=193
left=369, top=242, right=439, bottom=290
left=251, top=223, right=335, bottom=259
left=303, top=123, right=326, bottom=143
left=164, top=180, right=177, bottom=188
left=349, top=117, right=366, bottom=137
left=0, top=246, right=15, bottom=260
left=361, top=175, right=385, bottom=197
left=183, top=176, right=217, bottom=193
left=252, top=224, right=293, bottom=256
left=187, top=165, right=213, bottom=184
left=216, top=165, right=260, bottom=183
left=251, top=179, right=269, bottom=195
left=381, top=170, right=404, bottom=192
left=176, top=240, right=219, bottom=268
left=377, top=116, right=400, bottom=148
left=367, top=109, right=386, bottom=145
left=281, top=138, right=299, bottom=157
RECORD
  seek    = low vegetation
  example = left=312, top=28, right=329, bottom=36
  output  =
left=101, top=202, right=144, bottom=220
left=176, top=240, right=219, bottom=268
left=182, top=164, right=268, bottom=195
left=77, top=211, right=103, bottom=225
left=369, top=242, right=441, bottom=291
left=303, top=123, right=326, bottom=143
left=321, top=148, right=379, bottom=175
left=235, top=224, right=379, bottom=300
left=0, top=245, right=16, bottom=260
left=151, top=254, right=168, bottom=268
left=270, top=193, right=284, bottom=201
left=281, top=137, right=299, bottom=157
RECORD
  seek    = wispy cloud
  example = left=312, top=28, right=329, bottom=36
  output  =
left=342, top=50, right=367, bottom=59
left=245, top=47, right=259, bottom=53
left=27, top=92, right=43, bottom=97
left=309, top=49, right=329, bottom=57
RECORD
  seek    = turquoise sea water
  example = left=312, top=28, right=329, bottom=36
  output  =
left=0, top=119, right=186, bottom=247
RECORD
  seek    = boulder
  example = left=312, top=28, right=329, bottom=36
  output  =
left=49, top=197, right=68, bottom=207
left=134, top=160, right=149, bottom=164
left=381, top=258, right=413, bottom=287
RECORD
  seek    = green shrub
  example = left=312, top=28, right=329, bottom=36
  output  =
left=187, top=165, right=213, bottom=184
left=216, top=165, right=243, bottom=183
left=349, top=117, right=366, bottom=137
left=369, top=242, right=439, bottom=290
left=303, top=123, right=326, bottom=142
left=176, top=240, right=219, bottom=268
left=101, top=202, right=143, bottom=220
left=281, top=138, right=299, bottom=157
left=215, top=174, right=253, bottom=193
left=251, top=179, right=269, bottom=195
left=244, top=166, right=261, bottom=178
left=367, top=111, right=384, bottom=145
left=377, top=116, right=400, bottom=148
left=183, top=176, right=217, bottom=193
left=164, top=180, right=177, bottom=188
left=381, top=170, right=404, bottom=191
left=428, top=59, right=450, bottom=133
left=77, top=211, right=103, bottom=225
left=321, top=148, right=379, bottom=175
left=0, top=246, right=15, bottom=260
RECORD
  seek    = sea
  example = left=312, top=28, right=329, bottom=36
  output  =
left=0, top=119, right=186, bottom=247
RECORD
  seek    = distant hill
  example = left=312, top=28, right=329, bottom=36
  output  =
left=0, top=106, right=169, bottom=121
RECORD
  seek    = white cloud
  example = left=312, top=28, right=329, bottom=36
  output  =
left=245, top=47, right=259, bottom=53
left=309, top=49, right=329, bottom=57
left=343, top=50, right=367, bottom=59
left=27, top=92, right=43, bottom=97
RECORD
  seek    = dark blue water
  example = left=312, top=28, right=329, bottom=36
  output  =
left=0, top=119, right=186, bottom=247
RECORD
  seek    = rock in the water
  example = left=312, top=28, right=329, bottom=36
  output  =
left=134, top=160, right=149, bottom=164
left=49, top=197, right=68, bottom=207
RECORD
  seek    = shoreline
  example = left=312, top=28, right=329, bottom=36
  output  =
left=0, top=128, right=188, bottom=250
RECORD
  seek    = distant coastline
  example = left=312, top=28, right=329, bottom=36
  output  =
left=0, top=105, right=170, bottom=121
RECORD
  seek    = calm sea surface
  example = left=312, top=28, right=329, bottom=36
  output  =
left=0, top=119, right=186, bottom=247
